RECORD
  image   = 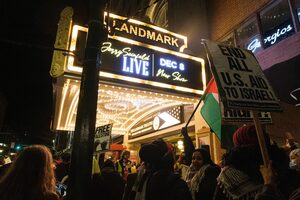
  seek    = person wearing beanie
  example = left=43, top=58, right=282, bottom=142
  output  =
left=233, top=125, right=270, bottom=148
left=213, top=125, right=266, bottom=200
left=128, top=139, right=192, bottom=200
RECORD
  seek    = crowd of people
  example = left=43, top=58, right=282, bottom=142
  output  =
left=0, top=124, right=299, bottom=200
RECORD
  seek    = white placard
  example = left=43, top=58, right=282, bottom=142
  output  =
left=203, top=40, right=281, bottom=111
left=94, top=123, right=113, bottom=151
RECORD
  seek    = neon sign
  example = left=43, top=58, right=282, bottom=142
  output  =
left=247, top=38, right=262, bottom=53
left=263, top=20, right=294, bottom=48
left=264, top=24, right=292, bottom=45
left=122, top=57, right=150, bottom=76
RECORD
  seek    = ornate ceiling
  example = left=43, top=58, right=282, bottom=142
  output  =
left=54, top=78, right=197, bottom=136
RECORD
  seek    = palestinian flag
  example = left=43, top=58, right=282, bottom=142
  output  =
left=200, top=78, right=222, bottom=140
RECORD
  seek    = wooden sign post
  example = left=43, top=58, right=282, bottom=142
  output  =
left=252, top=111, right=270, bottom=166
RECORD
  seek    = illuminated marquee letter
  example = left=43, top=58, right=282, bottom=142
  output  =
left=122, top=56, right=149, bottom=76
left=142, top=61, right=149, bottom=76
left=122, top=56, right=133, bottom=73
left=159, top=58, right=184, bottom=70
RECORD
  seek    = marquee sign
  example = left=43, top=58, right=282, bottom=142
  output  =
left=99, top=39, right=204, bottom=92
left=104, top=12, right=187, bottom=52
left=129, top=106, right=183, bottom=139
left=67, top=22, right=205, bottom=95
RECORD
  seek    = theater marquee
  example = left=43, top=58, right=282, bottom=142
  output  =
left=66, top=13, right=206, bottom=95
left=104, top=12, right=187, bottom=52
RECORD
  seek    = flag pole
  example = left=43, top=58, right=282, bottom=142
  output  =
left=184, top=78, right=214, bottom=128
left=185, top=98, right=203, bottom=128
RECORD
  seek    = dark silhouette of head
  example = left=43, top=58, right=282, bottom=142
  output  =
left=139, top=139, right=175, bottom=171
left=121, top=150, right=130, bottom=160
left=61, top=152, right=71, bottom=163
left=103, top=159, right=115, bottom=169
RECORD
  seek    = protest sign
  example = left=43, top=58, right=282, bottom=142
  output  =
left=202, top=40, right=281, bottom=112
left=94, top=123, right=113, bottom=151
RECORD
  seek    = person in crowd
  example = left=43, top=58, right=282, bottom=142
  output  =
left=218, top=152, right=229, bottom=168
left=128, top=139, right=192, bottom=200
left=0, top=155, right=5, bottom=166
left=256, top=160, right=300, bottom=200
left=0, top=145, right=60, bottom=200
left=289, top=148, right=300, bottom=172
left=174, top=154, right=183, bottom=175
left=116, top=150, right=135, bottom=181
left=213, top=125, right=267, bottom=200
left=185, top=148, right=220, bottom=200
left=181, top=127, right=195, bottom=166
left=214, top=125, right=300, bottom=200
left=122, top=169, right=138, bottom=200
left=285, top=132, right=299, bottom=152
left=90, top=159, right=125, bottom=200
left=98, top=152, right=105, bottom=170
left=55, top=152, right=71, bottom=182
left=267, top=142, right=300, bottom=198
left=0, top=155, right=10, bottom=177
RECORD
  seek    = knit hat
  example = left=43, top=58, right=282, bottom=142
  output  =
left=233, top=125, right=270, bottom=147
left=139, top=139, right=174, bottom=170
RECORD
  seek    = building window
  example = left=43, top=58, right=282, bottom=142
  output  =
left=236, top=18, right=263, bottom=54
left=220, top=33, right=235, bottom=46
left=260, top=0, right=295, bottom=48
left=296, top=0, right=300, bottom=23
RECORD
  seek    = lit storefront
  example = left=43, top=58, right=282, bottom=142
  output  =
left=216, top=0, right=300, bottom=142
left=50, top=9, right=213, bottom=160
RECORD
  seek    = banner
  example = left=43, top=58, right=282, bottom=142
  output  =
left=203, top=40, right=281, bottom=111
left=94, top=123, right=113, bottom=151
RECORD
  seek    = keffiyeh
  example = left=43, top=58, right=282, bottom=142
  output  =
left=217, top=166, right=262, bottom=200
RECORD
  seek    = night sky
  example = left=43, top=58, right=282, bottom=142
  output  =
left=0, top=0, right=89, bottom=143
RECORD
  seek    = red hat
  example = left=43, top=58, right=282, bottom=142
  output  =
left=233, top=125, right=260, bottom=147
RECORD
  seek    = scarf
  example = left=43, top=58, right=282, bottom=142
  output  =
left=217, top=166, right=262, bottom=200
left=185, top=165, right=198, bottom=187
left=190, top=164, right=210, bottom=200
left=132, top=165, right=148, bottom=200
